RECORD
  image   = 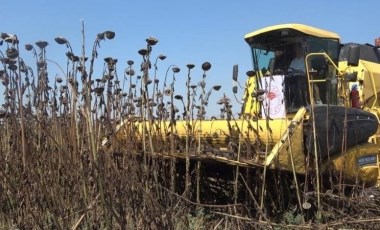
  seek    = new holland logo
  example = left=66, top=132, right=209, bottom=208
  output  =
left=358, top=155, right=377, bottom=167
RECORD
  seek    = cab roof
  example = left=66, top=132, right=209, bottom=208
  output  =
left=245, top=23, right=340, bottom=46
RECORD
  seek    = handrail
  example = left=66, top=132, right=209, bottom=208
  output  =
left=305, top=52, right=341, bottom=77
left=305, top=52, right=342, bottom=106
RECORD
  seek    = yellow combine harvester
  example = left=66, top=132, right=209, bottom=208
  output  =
left=112, top=24, right=380, bottom=187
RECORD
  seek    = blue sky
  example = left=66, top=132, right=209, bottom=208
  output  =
left=0, top=0, right=378, bottom=116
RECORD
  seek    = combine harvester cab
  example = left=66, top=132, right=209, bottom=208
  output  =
left=243, top=24, right=380, bottom=186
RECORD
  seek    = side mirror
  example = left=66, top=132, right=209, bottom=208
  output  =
left=347, top=45, right=360, bottom=67
left=232, top=64, right=238, bottom=81
left=246, top=70, right=255, bottom=77
left=232, top=85, right=238, bottom=94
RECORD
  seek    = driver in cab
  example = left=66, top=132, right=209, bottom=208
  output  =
left=287, top=44, right=322, bottom=105
left=288, top=45, right=305, bottom=74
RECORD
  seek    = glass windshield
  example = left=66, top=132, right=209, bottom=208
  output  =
left=250, top=48, right=274, bottom=76
left=249, top=37, right=340, bottom=108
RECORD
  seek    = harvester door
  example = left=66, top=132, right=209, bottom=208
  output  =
left=285, top=72, right=309, bottom=109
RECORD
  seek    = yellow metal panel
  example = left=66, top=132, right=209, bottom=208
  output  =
left=330, top=143, right=380, bottom=186
left=243, top=75, right=260, bottom=116
left=114, top=117, right=295, bottom=153
left=245, top=23, right=340, bottom=41
left=134, top=119, right=290, bottom=144
left=265, top=107, right=307, bottom=174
